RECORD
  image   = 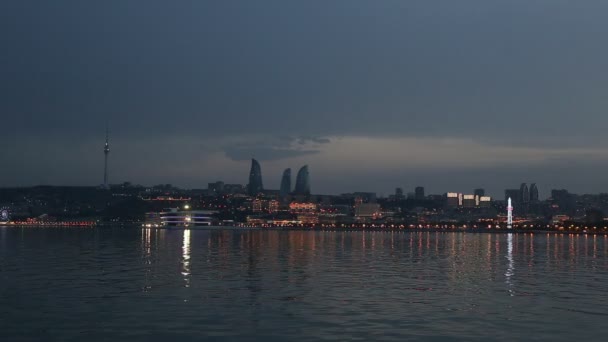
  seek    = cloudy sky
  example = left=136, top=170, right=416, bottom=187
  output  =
left=2, top=1, right=608, bottom=197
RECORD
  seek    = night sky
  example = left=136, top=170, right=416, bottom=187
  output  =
left=2, top=1, right=608, bottom=197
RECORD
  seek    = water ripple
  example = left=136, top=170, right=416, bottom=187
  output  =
left=1, top=228, right=608, bottom=341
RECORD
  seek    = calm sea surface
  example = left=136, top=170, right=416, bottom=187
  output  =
left=1, top=227, right=608, bottom=341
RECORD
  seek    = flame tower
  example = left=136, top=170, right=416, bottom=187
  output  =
left=103, top=126, right=110, bottom=189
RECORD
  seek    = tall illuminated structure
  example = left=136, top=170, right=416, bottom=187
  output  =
left=507, top=197, right=513, bottom=229
left=279, top=168, right=291, bottom=198
left=294, top=165, right=310, bottom=195
left=247, top=159, right=264, bottom=196
left=103, top=126, right=110, bottom=189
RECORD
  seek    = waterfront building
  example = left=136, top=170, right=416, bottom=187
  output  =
left=247, top=159, right=264, bottom=196
left=298, top=213, right=319, bottom=225
left=145, top=208, right=217, bottom=227
left=268, top=200, right=280, bottom=213
left=280, top=168, right=292, bottom=198
left=252, top=199, right=264, bottom=212
left=289, top=202, right=317, bottom=213
left=354, top=203, right=381, bottom=218
left=415, top=186, right=425, bottom=200
left=294, top=165, right=310, bottom=195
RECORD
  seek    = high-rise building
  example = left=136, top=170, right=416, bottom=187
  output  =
left=294, top=165, right=310, bottom=195
left=462, top=194, right=476, bottom=208
left=479, top=196, right=492, bottom=207
left=280, top=168, right=291, bottom=198
left=446, top=193, right=459, bottom=207
left=247, top=159, right=264, bottom=196
left=529, top=183, right=539, bottom=202
left=415, top=186, right=425, bottom=200
left=395, top=188, right=404, bottom=199
left=208, top=181, right=225, bottom=194
left=474, top=188, right=485, bottom=197
left=520, top=183, right=530, bottom=204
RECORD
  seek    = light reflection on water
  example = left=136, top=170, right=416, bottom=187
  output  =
left=181, top=229, right=191, bottom=289
left=1, top=228, right=608, bottom=341
left=505, top=233, right=514, bottom=296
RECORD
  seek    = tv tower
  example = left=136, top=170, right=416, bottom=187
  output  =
left=507, top=197, right=513, bottom=229
left=103, top=125, right=110, bottom=189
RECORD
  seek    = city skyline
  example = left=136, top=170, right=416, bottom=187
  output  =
left=3, top=1, right=608, bottom=195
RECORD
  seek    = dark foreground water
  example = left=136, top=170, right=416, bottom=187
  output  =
left=1, top=228, right=608, bottom=341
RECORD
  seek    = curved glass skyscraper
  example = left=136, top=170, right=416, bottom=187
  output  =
left=248, top=159, right=264, bottom=196
left=529, top=183, right=539, bottom=202
left=294, top=165, right=310, bottom=195
left=280, top=168, right=291, bottom=198
left=520, top=183, right=530, bottom=203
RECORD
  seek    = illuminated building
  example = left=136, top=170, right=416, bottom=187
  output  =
left=145, top=208, right=215, bottom=227
left=551, top=214, right=570, bottom=224
left=268, top=200, right=279, bottom=213
left=252, top=199, right=264, bottom=212
left=354, top=203, right=381, bottom=218
left=479, top=196, right=492, bottom=207
left=290, top=202, right=318, bottom=224
left=415, top=186, right=425, bottom=200
left=247, top=159, right=264, bottom=196
left=280, top=168, right=291, bottom=198
left=289, top=202, right=317, bottom=213
left=294, top=165, right=310, bottom=195
left=298, top=214, right=319, bottom=225
left=446, top=193, right=459, bottom=207
left=529, top=183, right=539, bottom=202
left=462, top=194, right=476, bottom=208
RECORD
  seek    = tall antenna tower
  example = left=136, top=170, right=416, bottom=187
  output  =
left=103, top=125, right=110, bottom=189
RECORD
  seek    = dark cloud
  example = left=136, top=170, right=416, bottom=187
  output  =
left=297, top=136, right=332, bottom=145
left=2, top=0, right=608, bottom=193
left=224, top=146, right=319, bottom=162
